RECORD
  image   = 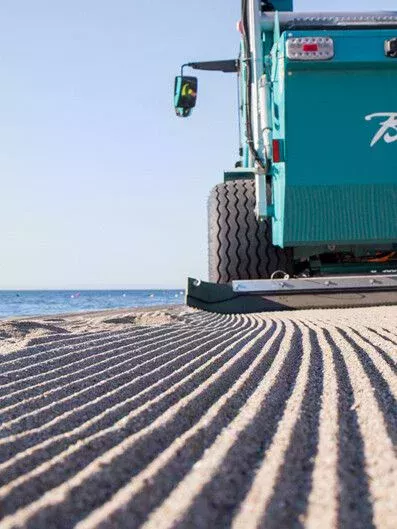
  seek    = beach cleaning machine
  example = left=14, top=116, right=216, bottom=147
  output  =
left=174, top=0, right=397, bottom=313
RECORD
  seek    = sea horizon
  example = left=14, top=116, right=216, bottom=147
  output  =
left=0, top=289, right=185, bottom=319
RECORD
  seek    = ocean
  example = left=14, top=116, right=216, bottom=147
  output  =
left=0, top=290, right=185, bottom=319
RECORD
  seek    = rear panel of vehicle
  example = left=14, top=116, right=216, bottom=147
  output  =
left=271, top=29, right=397, bottom=247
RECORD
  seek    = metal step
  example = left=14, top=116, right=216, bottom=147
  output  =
left=186, top=275, right=397, bottom=314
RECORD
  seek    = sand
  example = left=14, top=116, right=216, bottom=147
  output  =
left=0, top=305, right=395, bottom=528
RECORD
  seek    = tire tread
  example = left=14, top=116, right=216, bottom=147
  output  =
left=208, top=180, right=292, bottom=283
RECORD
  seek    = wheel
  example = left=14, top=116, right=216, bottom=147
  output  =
left=208, top=179, right=292, bottom=284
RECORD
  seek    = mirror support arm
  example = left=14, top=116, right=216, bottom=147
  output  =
left=182, top=60, right=239, bottom=75
left=180, top=63, right=190, bottom=76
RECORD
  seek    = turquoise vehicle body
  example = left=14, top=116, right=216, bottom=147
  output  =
left=271, top=29, right=397, bottom=247
left=178, top=1, right=397, bottom=312
left=237, top=2, right=397, bottom=254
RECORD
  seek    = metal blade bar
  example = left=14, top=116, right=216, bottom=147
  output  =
left=233, top=274, right=397, bottom=294
left=186, top=277, right=397, bottom=314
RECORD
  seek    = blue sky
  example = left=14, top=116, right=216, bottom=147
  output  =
left=0, top=0, right=395, bottom=288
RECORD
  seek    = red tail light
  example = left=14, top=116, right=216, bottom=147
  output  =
left=286, top=37, right=335, bottom=61
left=273, top=140, right=281, bottom=163
left=302, top=43, right=319, bottom=52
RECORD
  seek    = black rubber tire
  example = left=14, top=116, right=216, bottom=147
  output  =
left=208, top=179, right=292, bottom=284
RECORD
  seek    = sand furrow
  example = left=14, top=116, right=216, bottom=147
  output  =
left=0, top=316, right=268, bottom=526
left=0, top=311, right=222, bottom=380
left=0, top=325, right=177, bottom=370
left=74, top=319, right=285, bottom=529
left=0, top=327, right=187, bottom=391
left=322, top=327, right=397, bottom=529
left=306, top=320, right=397, bottom=450
left=228, top=323, right=314, bottom=529
left=338, top=327, right=397, bottom=398
left=0, top=329, right=219, bottom=434
left=0, top=325, right=226, bottom=424
left=0, top=317, right=257, bottom=505
left=0, top=306, right=395, bottom=529
left=0, top=326, right=207, bottom=416
left=0, top=314, right=223, bottom=401
left=0, top=319, right=250, bottom=481
left=0, top=316, right=248, bottom=450
left=310, top=319, right=397, bottom=367
left=0, top=328, right=140, bottom=362
left=379, top=327, right=397, bottom=340
left=0, top=307, right=216, bottom=357
left=366, top=328, right=397, bottom=346
left=347, top=327, right=397, bottom=371
left=299, top=322, right=339, bottom=529
left=140, top=319, right=299, bottom=529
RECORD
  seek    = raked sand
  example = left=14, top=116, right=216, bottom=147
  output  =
left=0, top=305, right=396, bottom=528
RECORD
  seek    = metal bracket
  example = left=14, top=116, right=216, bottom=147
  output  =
left=255, top=172, right=269, bottom=220
left=224, top=168, right=256, bottom=182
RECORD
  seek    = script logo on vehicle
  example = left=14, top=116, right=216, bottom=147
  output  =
left=365, top=112, right=397, bottom=147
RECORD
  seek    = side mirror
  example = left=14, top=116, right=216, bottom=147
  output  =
left=174, top=76, right=198, bottom=118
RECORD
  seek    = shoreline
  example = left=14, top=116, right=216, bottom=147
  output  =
left=0, top=305, right=191, bottom=354
left=0, top=303, right=185, bottom=322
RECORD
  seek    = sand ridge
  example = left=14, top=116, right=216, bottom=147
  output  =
left=0, top=305, right=396, bottom=528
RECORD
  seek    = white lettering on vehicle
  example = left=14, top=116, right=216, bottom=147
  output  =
left=365, top=112, right=397, bottom=147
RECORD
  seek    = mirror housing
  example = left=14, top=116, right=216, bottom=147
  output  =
left=174, top=76, right=198, bottom=118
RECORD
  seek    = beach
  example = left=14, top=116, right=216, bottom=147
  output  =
left=0, top=305, right=396, bottom=528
